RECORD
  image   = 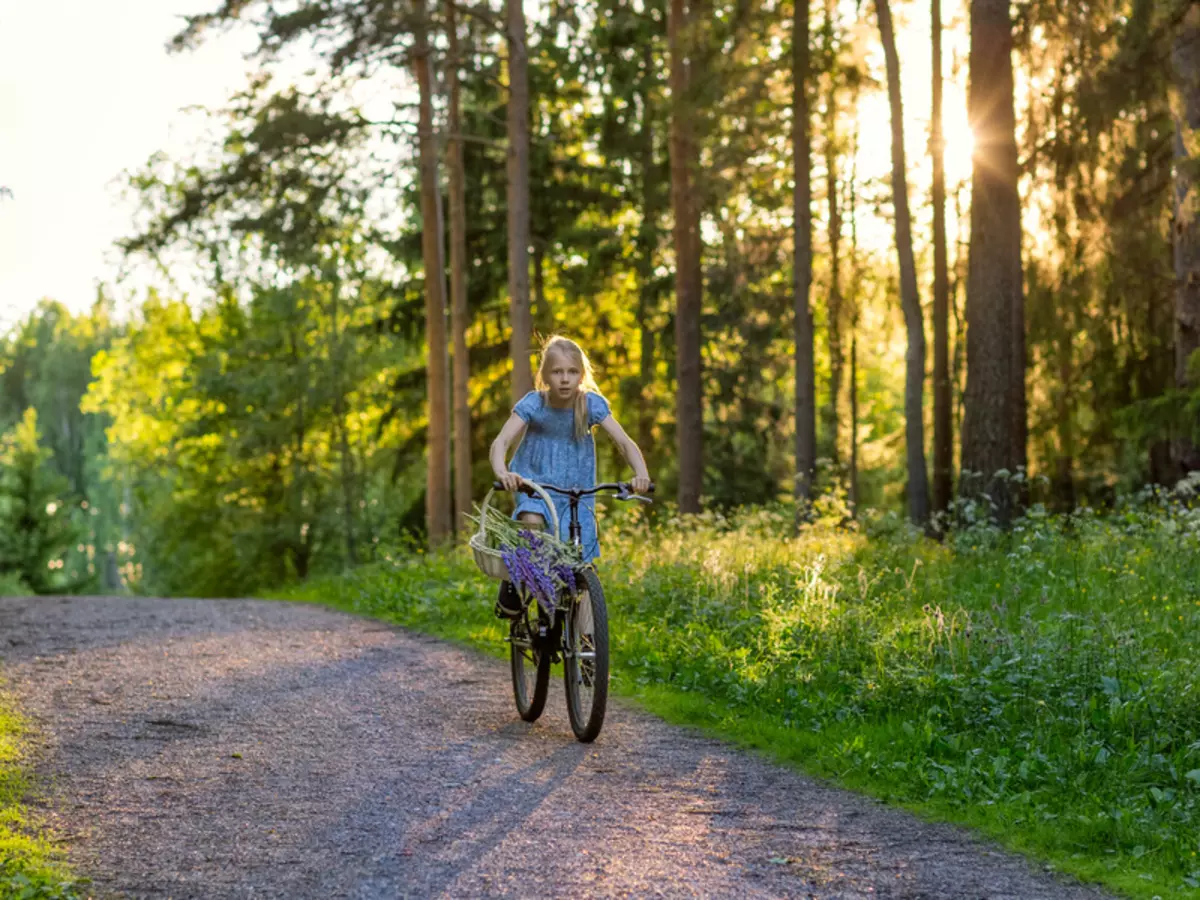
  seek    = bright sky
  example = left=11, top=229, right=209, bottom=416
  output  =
left=0, top=0, right=259, bottom=330
left=0, top=0, right=975, bottom=333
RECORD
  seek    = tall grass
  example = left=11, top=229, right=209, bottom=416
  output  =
left=0, top=687, right=79, bottom=899
left=283, top=489, right=1200, bottom=899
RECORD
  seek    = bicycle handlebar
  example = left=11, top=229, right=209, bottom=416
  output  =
left=492, top=480, right=655, bottom=502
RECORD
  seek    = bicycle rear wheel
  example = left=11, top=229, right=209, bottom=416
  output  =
left=510, top=597, right=550, bottom=721
left=563, top=568, right=609, bottom=742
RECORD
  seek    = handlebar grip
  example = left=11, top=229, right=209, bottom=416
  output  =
left=624, top=481, right=656, bottom=494
left=493, top=479, right=537, bottom=497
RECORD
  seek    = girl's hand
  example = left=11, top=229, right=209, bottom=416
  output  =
left=631, top=475, right=652, bottom=494
left=498, top=471, right=525, bottom=493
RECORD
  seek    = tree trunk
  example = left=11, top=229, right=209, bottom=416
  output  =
left=951, top=182, right=968, bottom=437
left=638, top=48, right=658, bottom=453
left=669, top=0, right=704, bottom=513
left=329, top=275, right=359, bottom=565
left=961, top=0, right=1024, bottom=520
left=506, top=0, right=534, bottom=401
left=446, top=0, right=472, bottom=537
left=533, top=241, right=549, bottom=330
left=1054, top=327, right=1076, bottom=509
left=288, top=322, right=312, bottom=579
left=414, top=0, right=453, bottom=544
left=850, top=330, right=858, bottom=514
left=931, top=0, right=952, bottom=517
left=793, top=0, right=817, bottom=511
left=876, top=0, right=930, bottom=525
left=848, top=55, right=861, bottom=517
left=1173, top=3, right=1200, bottom=473
left=824, top=0, right=842, bottom=470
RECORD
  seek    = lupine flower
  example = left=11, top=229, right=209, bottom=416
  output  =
left=498, top=527, right=579, bottom=615
left=468, top=503, right=580, bottom=614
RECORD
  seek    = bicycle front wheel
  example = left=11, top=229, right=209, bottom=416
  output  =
left=510, top=598, right=550, bottom=721
left=563, top=568, right=610, bottom=742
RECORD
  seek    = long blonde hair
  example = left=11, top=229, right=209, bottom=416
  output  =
left=535, top=335, right=601, bottom=440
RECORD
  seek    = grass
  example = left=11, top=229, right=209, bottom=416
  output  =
left=278, top=489, right=1200, bottom=900
left=0, top=685, right=80, bottom=900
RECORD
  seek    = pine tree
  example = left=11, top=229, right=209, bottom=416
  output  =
left=0, top=409, right=84, bottom=594
left=961, top=0, right=1025, bottom=518
left=876, top=0, right=930, bottom=524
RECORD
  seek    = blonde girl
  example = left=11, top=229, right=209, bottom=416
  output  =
left=489, top=336, right=651, bottom=615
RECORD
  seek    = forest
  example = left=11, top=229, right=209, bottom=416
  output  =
left=7, top=0, right=1200, bottom=897
left=4, top=1, right=1200, bottom=894
left=3, top=0, right=1197, bottom=598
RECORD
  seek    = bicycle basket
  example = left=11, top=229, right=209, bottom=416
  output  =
left=469, top=482, right=562, bottom=581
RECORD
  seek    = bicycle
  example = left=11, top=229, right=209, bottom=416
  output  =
left=471, top=479, right=653, bottom=742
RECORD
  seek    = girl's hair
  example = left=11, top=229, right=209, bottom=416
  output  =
left=535, top=335, right=601, bottom=440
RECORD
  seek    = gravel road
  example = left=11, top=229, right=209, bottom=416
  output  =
left=0, top=595, right=1113, bottom=899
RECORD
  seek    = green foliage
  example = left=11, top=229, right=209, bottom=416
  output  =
left=0, top=411, right=86, bottom=595
left=284, top=497, right=1200, bottom=898
left=0, top=573, right=31, bottom=597
left=0, top=692, right=81, bottom=899
left=0, top=301, right=120, bottom=593
left=150, top=0, right=917, bottom=521
left=82, top=286, right=408, bottom=597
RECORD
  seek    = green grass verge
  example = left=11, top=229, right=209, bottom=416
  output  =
left=0, top=684, right=80, bottom=900
left=276, top=496, right=1200, bottom=900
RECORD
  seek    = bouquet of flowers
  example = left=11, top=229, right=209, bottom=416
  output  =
left=469, top=504, right=581, bottom=613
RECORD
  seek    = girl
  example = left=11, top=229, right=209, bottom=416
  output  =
left=489, top=335, right=652, bottom=617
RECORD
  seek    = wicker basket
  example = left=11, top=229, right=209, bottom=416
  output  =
left=469, top=482, right=561, bottom=581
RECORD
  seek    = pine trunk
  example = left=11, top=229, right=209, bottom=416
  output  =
left=793, top=0, right=817, bottom=510
left=414, top=0, right=453, bottom=544
left=931, top=0, right=952, bottom=517
left=962, top=0, right=1025, bottom=520
left=506, top=0, right=534, bottom=400
left=446, top=0, right=472, bottom=536
left=848, top=73, right=861, bottom=517
left=850, top=330, right=859, bottom=514
left=824, top=1, right=842, bottom=470
left=1173, top=3, right=1200, bottom=473
left=329, top=278, right=359, bottom=565
left=533, top=241, right=549, bottom=330
left=876, top=0, right=930, bottom=525
left=638, top=51, right=658, bottom=453
left=669, top=0, right=704, bottom=513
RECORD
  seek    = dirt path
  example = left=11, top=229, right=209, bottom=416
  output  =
left=1, top=596, right=1111, bottom=899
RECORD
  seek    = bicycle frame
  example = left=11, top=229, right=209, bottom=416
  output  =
left=503, top=480, right=651, bottom=656
left=498, top=479, right=653, bottom=741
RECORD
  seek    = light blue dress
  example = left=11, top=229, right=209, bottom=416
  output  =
left=508, top=390, right=611, bottom=561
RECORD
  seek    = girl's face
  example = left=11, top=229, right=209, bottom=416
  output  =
left=544, top=350, right=583, bottom=401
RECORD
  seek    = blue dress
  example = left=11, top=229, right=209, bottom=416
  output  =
left=508, top=390, right=611, bottom=561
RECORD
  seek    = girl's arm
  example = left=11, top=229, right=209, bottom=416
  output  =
left=490, top=413, right=529, bottom=492
left=597, top=414, right=652, bottom=493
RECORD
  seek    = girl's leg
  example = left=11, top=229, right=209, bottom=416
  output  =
left=495, top=512, right=549, bottom=618
left=517, top=512, right=546, bottom=530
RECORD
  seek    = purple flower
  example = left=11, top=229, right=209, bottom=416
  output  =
left=499, top=529, right=577, bottom=615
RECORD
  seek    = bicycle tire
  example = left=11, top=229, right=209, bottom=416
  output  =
left=563, top=568, right=609, bottom=742
left=510, top=599, right=550, bottom=721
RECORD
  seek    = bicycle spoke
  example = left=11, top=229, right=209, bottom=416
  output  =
left=572, top=588, right=595, bottom=710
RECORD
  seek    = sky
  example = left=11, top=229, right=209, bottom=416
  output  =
left=0, top=0, right=976, bottom=334
left=0, top=0, right=258, bottom=330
